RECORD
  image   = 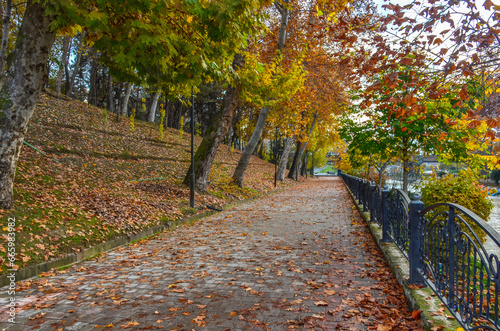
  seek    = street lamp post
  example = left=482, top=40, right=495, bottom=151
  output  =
left=190, top=87, right=195, bottom=208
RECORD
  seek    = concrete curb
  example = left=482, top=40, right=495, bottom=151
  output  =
left=343, top=186, right=462, bottom=331
left=1, top=181, right=304, bottom=288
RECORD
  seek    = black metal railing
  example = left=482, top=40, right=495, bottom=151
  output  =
left=340, top=172, right=500, bottom=331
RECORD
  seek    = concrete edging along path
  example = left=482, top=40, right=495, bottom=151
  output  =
left=0, top=178, right=424, bottom=330
left=0, top=182, right=300, bottom=288
left=344, top=184, right=462, bottom=331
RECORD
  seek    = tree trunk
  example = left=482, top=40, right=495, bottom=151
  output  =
left=277, top=137, right=293, bottom=181
left=56, top=37, right=70, bottom=96
left=403, top=158, right=409, bottom=193
left=288, top=113, right=317, bottom=179
left=0, top=0, right=56, bottom=208
left=310, top=152, right=314, bottom=176
left=402, top=138, right=409, bottom=193
left=116, top=82, right=122, bottom=121
left=148, top=91, right=161, bottom=122
left=231, top=106, right=271, bottom=186
left=0, top=0, right=12, bottom=87
left=288, top=141, right=302, bottom=180
left=108, top=74, right=114, bottom=113
left=183, top=54, right=244, bottom=192
left=89, top=57, right=98, bottom=106
left=231, top=0, right=290, bottom=187
left=65, top=35, right=84, bottom=97
left=256, top=139, right=264, bottom=158
left=301, top=151, right=308, bottom=176
left=121, top=83, right=132, bottom=116
left=163, top=100, right=170, bottom=129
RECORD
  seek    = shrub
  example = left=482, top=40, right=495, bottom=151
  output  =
left=418, top=170, right=493, bottom=243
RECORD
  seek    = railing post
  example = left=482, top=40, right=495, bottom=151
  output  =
left=369, top=182, right=376, bottom=222
left=362, top=180, right=368, bottom=212
left=409, top=193, right=426, bottom=285
left=381, top=185, right=391, bottom=243
left=354, top=178, right=359, bottom=201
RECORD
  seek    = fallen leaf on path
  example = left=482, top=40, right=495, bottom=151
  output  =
left=314, top=300, right=328, bottom=306
left=120, top=321, right=139, bottom=328
left=412, top=309, right=422, bottom=320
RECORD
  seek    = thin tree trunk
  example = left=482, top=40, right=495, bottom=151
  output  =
left=288, top=113, right=317, bottom=179
left=56, top=37, right=70, bottom=96
left=288, top=140, right=302, bottom=180
left=256, top=139, right=264, bottom=158
left=108, top=74, right=114, bottom=113
left=277, top=136, right=294, bottom=181
left=163, top=97, right=170, bottom=129
left=65, top=35, right=84, bottom=97
left=402, top=138, right=409, bottom=193
left=148, top=91, right=161, bottom=122
left=310, top=152, right=314, bottom=176
left=0, top=0, right=56, bottom=208
left=183, top=54, right=244, bottom=191
left=177, top=102, right=182, bottom=129
left=0, top=0, right=12, bottom=87
left=231, top=0, right=290, bottom=187
left=89, top=58, right=98, bottom=105
left=227, top=127, right=232, bottom=152
left=121, top=83, right=132, bottom=116
left=116, top=82, right=122, bottom=121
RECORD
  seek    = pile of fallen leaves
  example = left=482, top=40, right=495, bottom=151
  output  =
left=0, top=93, right=300, bottom=274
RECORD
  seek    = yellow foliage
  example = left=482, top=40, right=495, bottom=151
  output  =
left=141, top=98, right=146, bottom=114
left=159, top=103, right=165, bottom=140
left=130, top=109, right=136, bottom=132
left=239, top=51, right=306, bottom=108
left=441, top=118, right=500, bottom=171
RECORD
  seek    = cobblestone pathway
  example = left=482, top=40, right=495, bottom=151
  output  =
left=0, top=178, right=423, bottom=330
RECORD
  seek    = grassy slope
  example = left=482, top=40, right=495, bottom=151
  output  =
left=0, top=93, right=299, bottom=274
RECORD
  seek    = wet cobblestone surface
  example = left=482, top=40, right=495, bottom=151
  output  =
left=0, top=178, right=422, bottom=330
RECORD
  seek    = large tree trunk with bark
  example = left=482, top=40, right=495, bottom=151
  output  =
left=231, top=0, right=289, bottom=187
left=0, top=1, right=56, bottom=209
left=231, top=106, right=271, bottom=186
left=0, top=0, right=13, bottom=87
left=183, top=54, right=244, bottom=192
left=121, top=83, right=132, bottom=116
left=276, top=136, right=293, bottom=181
left=148, top=91, right=161, bottom=122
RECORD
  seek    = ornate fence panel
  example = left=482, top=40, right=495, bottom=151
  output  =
left=386, top=189, right=411, bottom=258
left=417, top=203, right=500, bottom=330
left=371, top=184, right=383, bottom=226
left=340, top=173, right=500, bottom=330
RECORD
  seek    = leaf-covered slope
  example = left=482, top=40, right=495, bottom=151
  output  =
left=0, top=93, right=298, bottom=273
